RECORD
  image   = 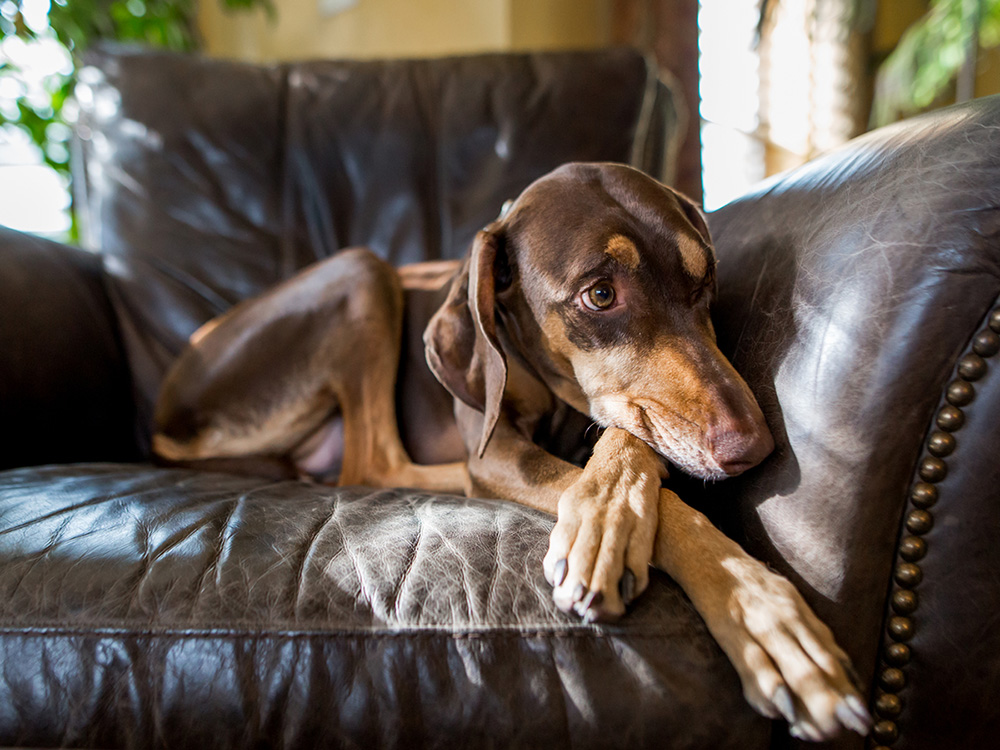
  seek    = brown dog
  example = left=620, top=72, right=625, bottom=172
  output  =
left=154, top=163, right=871, bottom=741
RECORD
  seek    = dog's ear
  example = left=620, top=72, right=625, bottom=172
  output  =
left=672, top=189, right=713, bottom=247
left=424, top=228, right=508, bottom=458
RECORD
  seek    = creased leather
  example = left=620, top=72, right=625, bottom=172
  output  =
left=0, top=464, right=766, bottom=749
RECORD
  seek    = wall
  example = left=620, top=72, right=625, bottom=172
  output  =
left=198, top=0, right=612, bottom=62
left=611, top=0, right=700, bottom=201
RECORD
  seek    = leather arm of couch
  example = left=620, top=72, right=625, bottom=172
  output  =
left=0, top=227, right=140, bottom=469
left=703, top=96, right=1000, bottom=749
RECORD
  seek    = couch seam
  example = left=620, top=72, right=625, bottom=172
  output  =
left=0, top=625, right=691, bottom=641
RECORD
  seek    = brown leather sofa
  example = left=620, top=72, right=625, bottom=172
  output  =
left=0, top=45, right=997, bottom=749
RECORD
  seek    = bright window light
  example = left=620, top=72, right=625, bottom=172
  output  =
left=698, top=0, right=765, bottom=211
left=0, top=163, right=71, bottom=236
left=0, top=2, right=73, bottom=239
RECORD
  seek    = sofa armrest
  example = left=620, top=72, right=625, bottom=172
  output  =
left=702, top=96, right=1000, bottom=748
left=0, top=226, right=139, bottom=469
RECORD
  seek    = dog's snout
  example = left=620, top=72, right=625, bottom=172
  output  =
left=707, top=420, right=775, bottom=476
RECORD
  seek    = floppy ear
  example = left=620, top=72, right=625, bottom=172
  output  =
left=672, top=188, right=713, bottom=246
left=424, top=229, right=508, bottom=458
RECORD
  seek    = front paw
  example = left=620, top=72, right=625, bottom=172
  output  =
left=706, top=562, right=872, bottom=741
left=542, top=470, right=658, bottom=623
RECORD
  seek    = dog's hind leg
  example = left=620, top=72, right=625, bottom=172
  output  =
left=326, top=255, right=467, bottom=493
left=154, top=248, right=465, bottom=492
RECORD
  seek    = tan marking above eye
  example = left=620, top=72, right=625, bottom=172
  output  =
left=604, top=234, right=640, bottom=269
left=678, top=235, right=709, bottom=280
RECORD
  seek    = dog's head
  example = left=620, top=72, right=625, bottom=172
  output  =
left=425, top=162, right=773, bottom=480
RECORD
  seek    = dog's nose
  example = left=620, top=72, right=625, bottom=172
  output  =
left=707, top=422, right=775, bottom=476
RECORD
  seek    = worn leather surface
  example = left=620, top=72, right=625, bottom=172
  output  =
left=0, top=464, right=767, bottom=749
left=74, top=45, right=676, bottom=448
left=0, top=228, right=139, bottom=469
left=701, top=97, right=1000, bottom=749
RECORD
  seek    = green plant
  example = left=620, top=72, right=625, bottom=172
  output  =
left=0, top=0, right=273, bottom=237
left=873, top=0, right=1000, bottom=126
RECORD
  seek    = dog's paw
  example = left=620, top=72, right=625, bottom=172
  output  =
left=702, top=559, right=872, bottom=741
left=541, top=467, right=659, bottom=623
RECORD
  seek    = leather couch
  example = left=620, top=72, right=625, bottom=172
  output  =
left=0, top=45, right=997, bottom=749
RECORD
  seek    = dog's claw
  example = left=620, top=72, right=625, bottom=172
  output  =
left=619, top=570, right=636, bottom=606
left=577, top=589, right=602, bottom=614
left=553, top=558, right=568, bottom=587
left=836, top=696, right=873, bottom=736
left=580, top=593, right=604, bottom=624
left=788, top=723, right=823, bottom=742
left=772, top=685, right=796, bottom=724
left=572, top=583, right=588, bottom=604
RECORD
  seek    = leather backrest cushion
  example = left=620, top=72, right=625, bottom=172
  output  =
left=74, top=45, right=673, bottom=446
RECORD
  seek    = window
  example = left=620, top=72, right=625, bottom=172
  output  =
left=698, top=0, right=866, bottom=210
left=0, top=0, right=73, bottom=239
left=698, top=0, right=764, bottom=211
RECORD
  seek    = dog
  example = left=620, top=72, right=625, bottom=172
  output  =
left=153, top=162, right=872, bottom=741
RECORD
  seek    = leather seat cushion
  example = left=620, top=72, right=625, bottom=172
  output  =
left=0, top=463, right=768, bottom=749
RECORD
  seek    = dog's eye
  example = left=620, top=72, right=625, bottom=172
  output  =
left=583, top=282, right=616, bottom=311
left=690, top=268, right=716, bottom=305
left=690, top=282, right=709, bottom=305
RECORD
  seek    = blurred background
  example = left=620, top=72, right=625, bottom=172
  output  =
left=2, top=0, right=999, bottom=240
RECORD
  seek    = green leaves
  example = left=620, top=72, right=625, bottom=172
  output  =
left=874, top=0, right=999, bottom=126
left=44, top=0, right=199, bottom=54
left=1, top=0, right=274, bottom=239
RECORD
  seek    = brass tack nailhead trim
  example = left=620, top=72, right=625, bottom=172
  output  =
left=935, top=405, right=964, bottom=431
left=926, top=431, right=956, bottom=457
left=891, top=589, right=918, bottom=615
left=873, top=719, right=900, bottom=745
left=946, top=379, right=975, bottom=406
left=884, top=643, right=910, bottom=667
left=876, top=693, right=903, bottom=718
left=958, top=353, right=987, bottom=381
left=871, top=304, right=999, bottom=748
left=905, top=509, right=934, bottom=535
left=973, top=329, right=1000, bottom=357
left=917, top=456, right=947, bottom=482
left=880, top=667, right=907, bottom=692
left=909, top=482, right=938, bottom=508
left=888, top=616, right=915, bottom=641
left=894, top=563, right=923, bottom=588
left=898, top=536, right=927, bottom=562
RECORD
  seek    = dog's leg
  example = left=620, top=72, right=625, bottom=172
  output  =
left=334, top=317, right=468, bottom=493
left=463, top=402, right=660, bottom=621
left=464, top=408, right=870, bottom=739
left=324, top=259, right=466, bottom=493
left=651, top=489, right=871, bottom=741
left=541, top=427, right=663, bottom=622
left=155, top=249, right=466, bottom=493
